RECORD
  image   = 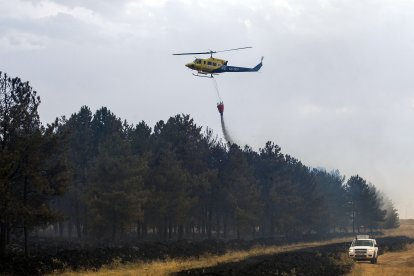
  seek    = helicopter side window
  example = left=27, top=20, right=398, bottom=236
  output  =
left=213, top=62, right=217, bottom=66
left=208, top=61, right=212, bottom=65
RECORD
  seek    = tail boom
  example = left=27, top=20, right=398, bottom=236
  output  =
left=214, top=56, right=263, bottom=73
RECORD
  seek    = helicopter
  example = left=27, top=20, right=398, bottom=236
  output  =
left=173, top=47, right=263, bottom=78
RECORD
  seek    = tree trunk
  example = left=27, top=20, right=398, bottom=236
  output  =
left=23, top=176, right=29, bottom=257
left=76, top=218, right=82, bottom=239
left=185, top=224, right=191, bottom=239
left=59, top=221, right=64, bottom=238
left=207, top=210, right=212, bottom=239
left=356, top=213, right=360, bottom=233
left=143, top=223, right=147, bottom=239
left=178, top=225, right=183, bottom=240
left=68, top=221, right=73, bottom=238
left=24, top=227, right=29, bottom=257
left=216, top=216, right=220, bottom=239
left=111, top=210, right=117, bottom=243
left=82, top=206, right=88, bottom=240
left=352, top=210, right=355, bottom=233
left=168, top=221, right=172, bottom=240
left=75, top=203, right=82, bottom=239
left=163, top=217, right=168, bottom=241
left=201, top=219, right=206, bottom=237
left=269, top=216, right=275, bottom=238
left=137, top=222, right=141, bottom=240
left=0, top=222, right=6, bottom=256
left=223, top=215, right=227, bottom=239
left=6, top=225, right=9, bottom=245
left=53, top=223, right=59, bottom=236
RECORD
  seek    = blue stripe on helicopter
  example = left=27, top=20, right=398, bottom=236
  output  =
left=213, top=61, right=262, bottom=73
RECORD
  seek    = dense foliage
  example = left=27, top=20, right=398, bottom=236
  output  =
left=0, top=72, right=68, bottom=256
left=0, top=72, right=399, bottom=256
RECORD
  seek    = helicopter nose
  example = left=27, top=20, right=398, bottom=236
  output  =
left=185, top=63, right=193, bottom=69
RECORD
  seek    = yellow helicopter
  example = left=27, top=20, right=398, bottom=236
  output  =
left=173, top=47, right=263, bottom=78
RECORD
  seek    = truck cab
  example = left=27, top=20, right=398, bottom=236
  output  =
left=348, top=235, right=379, bottom=264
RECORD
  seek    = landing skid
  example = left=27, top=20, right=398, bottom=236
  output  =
left=192, top=73, right=214, bottom=78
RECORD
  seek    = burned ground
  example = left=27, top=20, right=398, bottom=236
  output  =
left=0, top=235, right=412, bottom=275
left=175, top=251, right=350, bottom=276
left=175, top=236, right=414, bottom=276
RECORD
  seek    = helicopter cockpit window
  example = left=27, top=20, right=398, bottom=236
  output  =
left=194, top=59, right=201, bottom=64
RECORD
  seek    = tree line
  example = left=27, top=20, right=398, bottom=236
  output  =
left=0, top=72, right=399, bottom=256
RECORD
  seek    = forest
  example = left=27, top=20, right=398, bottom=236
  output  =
left=0, top=71, right=399, bottom=257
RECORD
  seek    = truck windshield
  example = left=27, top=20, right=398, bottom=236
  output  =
left=352, top=240, right=373, bottom=247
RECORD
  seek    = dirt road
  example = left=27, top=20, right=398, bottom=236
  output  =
left=350, top=244, right=414, bottom=275
left=349, top=219, right=414, bottom=276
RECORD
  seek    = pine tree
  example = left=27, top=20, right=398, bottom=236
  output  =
left=382, top=204, right=400, bottom=229
left=219, top=144, right=259, bottom=239
left=88, top=133, right=148, bottom=242
left=59, top=106, right=94, bottom=239
left=146, top=147, right=191, bottom=240
left=346, top=175, right=385, bottom=233
left=0, top=72, right=68, bottom=256
left=254, top=141, right=287, bottom=237
left=313, top=169, right=348, bottom=233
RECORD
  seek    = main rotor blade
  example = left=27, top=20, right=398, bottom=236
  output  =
left=215, top=46, right=252, bottom=53
left=173, top=47, right=252, bottom=56
left=173, top=51, right=213, bottom=55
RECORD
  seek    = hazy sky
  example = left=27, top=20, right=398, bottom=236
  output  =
left=1, top=0, right=413, bottom=218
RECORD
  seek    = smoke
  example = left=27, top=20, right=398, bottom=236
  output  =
left=221, top=115, right=235, bottom=144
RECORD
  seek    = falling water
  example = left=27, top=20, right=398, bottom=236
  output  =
left=212, top=78, right=236, bottom=144
left=221, top=115, right=235, bottom=144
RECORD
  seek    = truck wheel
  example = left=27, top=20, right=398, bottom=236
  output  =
left=371, top=256, right=377, bottom=264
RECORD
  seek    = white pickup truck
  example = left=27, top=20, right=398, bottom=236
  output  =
left=348, top=235, right=379, bottom=264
